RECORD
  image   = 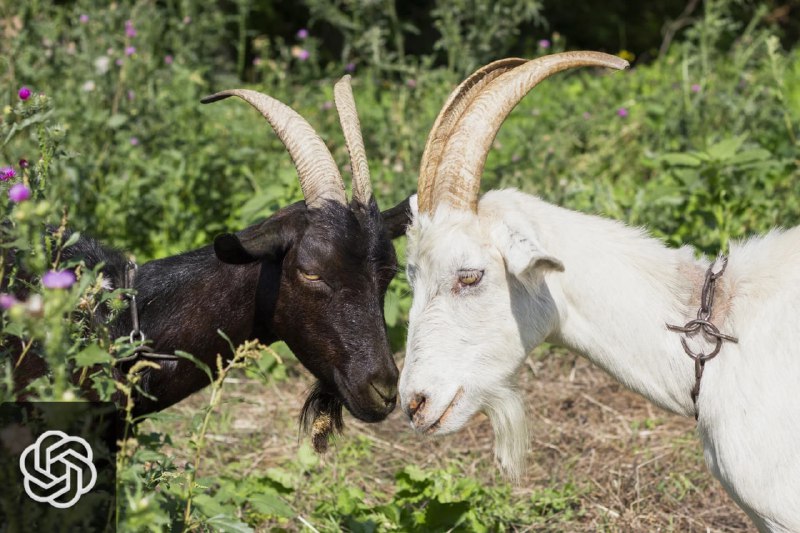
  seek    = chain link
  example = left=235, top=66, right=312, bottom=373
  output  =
left=667, top=256, right=738, bottom=419
left=116, top=261, right=179, bottom=365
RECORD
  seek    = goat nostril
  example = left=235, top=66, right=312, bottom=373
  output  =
left=405, top=393, right=427, bottom=419
left=370, top=381, right=397, bottom=406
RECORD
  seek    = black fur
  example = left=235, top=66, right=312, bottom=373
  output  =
left=9, top=195, right=414, bottom=429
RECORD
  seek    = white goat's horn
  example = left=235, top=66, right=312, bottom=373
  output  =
left=431, top=52, right=629, bottom=213
left=417, top=58, right=527, bottom=214
left=334, top=75, right=372, bottom=205
left=202, top=89, right=346, bottom=208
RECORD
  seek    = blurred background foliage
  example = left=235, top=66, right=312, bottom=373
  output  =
left=1, top=0, right=799, bottom=530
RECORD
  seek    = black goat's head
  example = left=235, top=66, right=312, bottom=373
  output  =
left=203, top=77, right=411, bottom=427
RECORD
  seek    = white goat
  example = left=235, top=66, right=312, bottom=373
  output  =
left=398, top=52, right=800, bottom=532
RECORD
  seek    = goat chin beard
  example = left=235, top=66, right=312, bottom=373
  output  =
left=483, top=387, right=528, bottom=483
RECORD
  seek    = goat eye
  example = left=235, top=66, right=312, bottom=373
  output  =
left=457, top=269, right=483, bottom=287
left=300, top=271, right=321, bottom=282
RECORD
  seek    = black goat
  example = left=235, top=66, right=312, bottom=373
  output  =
left=8, top=77, right=412, bottom=439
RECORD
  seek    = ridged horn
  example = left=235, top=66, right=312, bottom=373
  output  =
left=430, top=52, right=629, bottom=213
left=201, top=89, right=346, bottom=208
left=333, top=75, right=372, bottom=205
left=417, top=58, right=527, bottom=213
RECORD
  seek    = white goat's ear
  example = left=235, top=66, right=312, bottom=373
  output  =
left=492, top=221, right=564, bottom=278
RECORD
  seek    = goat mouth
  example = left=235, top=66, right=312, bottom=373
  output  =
left=423, top=387, right=464, bottom=435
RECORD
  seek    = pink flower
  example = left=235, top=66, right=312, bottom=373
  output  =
left=406, top=79, right=417, bottom=89
left=298, top=49, right=310, bottom=61
left=19, top=159, right=28, bottom=168
left=125, top=46, right=136, bottom=56
left=183, top=16, right=191, bottom=25
left=691, top=83, right=701, bottom=93
left=321, top=101, right=333, bottom=110
left=125, top=20, right=137, bottom=38
left=297, top=28, right=309, bottom=39
left=538, top=39, right=551, bottom=49
left=0, top=167, right=15, bottom=181
left=164, top=55, right=174, bottom=65
left=130, top=137, right=139, bottom=146
left=116, top=58, right=124, bottom=66
left=79, top=14, right=89, bottom=24
left=127, top=90, right=135, bottom=101
left=18, top=87, right=31, bottom=100
left=8, top=184, right=30, bottom=202
left=617, top=107, right=629, bottom=117
left=0, top=293, right=18, bottom=310
left=42, top=270, right=76, bottom=289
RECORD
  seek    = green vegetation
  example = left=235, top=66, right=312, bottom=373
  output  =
left=1, top=0, right=797, bottom=530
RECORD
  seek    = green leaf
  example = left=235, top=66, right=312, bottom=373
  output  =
left=707, top=135, right=746, bottom=161
left=249, top=492, right=294, bottom=518
left=204, top=514, right=254, bottom=533
left=658, top=153, right=702, bottom=167
left=62, top=231, right=82, bottom=249
left=107, top=114, right=128, bottom=129
left=74, top=343, right=112, bottom=366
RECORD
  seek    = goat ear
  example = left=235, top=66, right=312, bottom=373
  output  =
left=381, top=194, right=415, bottom=240
left=214, top=202, right=307, bottom=264
left=492, top=221, right=564, bottom=278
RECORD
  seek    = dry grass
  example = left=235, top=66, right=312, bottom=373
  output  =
left=149, top=348, right=752, bottom=532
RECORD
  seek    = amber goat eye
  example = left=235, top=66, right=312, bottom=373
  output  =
left=300, top=271, right=321, bottom=281
left=457, top=270, right=483, bottom=287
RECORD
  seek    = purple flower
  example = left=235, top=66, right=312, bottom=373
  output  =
left=125, top=20, right=137, bottom=38
left=0, top=293, right=18, bottom=310
left=8, top=184, right=30, bottom=203
left=18, top=87, right=31, bottom=101
left=127, top=90, right=135, bottom=101
left=321, top=101, right=333, bottom=110
left=691, top=83, right=701, bottom=93
left=164, top=54, right=174, bottom=65
left=297, top=28, right=309, bottom=40
left=42, top=270, right=76, bottom=290
left=19, top=159, right=28, bottom=168
left=0, top=167, right=15, bottom=181
left=125, top=46, right=136, bottom=56
left=298, top=49, right=310, bottom=61
left=116, top=58, right=124, bottom=67
left=345, top=62, right=356, bottom=73
left=538, top=39, right=551, bottom=49
left=617, top=107, right=629, bottom=117
left=79, top=14, right=89, bottom=24
left=130, top=137, right=139, bottom=146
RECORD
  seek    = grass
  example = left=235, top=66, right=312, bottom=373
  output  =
left=148, top=348, right=750, bottom=532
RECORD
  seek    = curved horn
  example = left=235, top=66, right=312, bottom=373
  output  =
left=417, top=58, right=527, bottom=213
left=430, top=52, right=629, bottom=213
left=334, top=75, right=372, bottom=205
left=202, top=89, right=346, bottom=208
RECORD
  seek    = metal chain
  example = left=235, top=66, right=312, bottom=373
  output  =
left=115, top=261, right=179, bottom=365
left=667, top=256, right=738, bottom=420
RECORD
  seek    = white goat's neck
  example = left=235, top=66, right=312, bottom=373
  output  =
left=485, top=190, right=712, bottom=417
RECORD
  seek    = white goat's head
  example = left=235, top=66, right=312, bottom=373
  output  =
left=399, top=52, right=629, bottom=478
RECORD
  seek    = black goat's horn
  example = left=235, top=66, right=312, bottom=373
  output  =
left=202, top=89, right=346, bottom=208
left=334, top=75, right=372, bottom=205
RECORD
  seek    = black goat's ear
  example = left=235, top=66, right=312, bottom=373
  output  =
left=381, top=194, right=415, bottom=240
left=214, top=202, right=308, bottom=264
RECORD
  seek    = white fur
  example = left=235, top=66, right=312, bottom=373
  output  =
left=399, top=189, right=800, bottom=532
